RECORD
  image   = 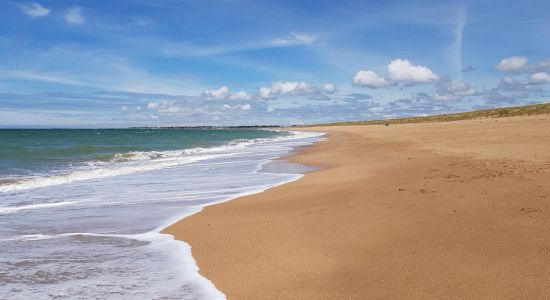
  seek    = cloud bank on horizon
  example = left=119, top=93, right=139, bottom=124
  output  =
left=0, top=0, right=549, bottom=127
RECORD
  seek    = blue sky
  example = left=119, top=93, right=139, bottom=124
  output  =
left=0, top=0, right=549, bottom=127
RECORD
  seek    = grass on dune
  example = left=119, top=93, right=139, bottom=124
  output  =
left=304, top=102, right=550, bottom=127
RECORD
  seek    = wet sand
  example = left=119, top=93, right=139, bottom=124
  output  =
left=163, top=115, right=550, bottom=299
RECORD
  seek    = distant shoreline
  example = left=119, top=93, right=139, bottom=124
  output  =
left=2, top=101, right=549, bottom=130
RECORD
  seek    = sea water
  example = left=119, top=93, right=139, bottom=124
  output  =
left=0, top=129, right=323, bottom=299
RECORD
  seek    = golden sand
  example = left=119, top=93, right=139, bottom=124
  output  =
left=163, top=115, right=550, bottom=299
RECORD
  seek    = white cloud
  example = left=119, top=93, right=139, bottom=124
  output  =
left=289, top=32, right=317, bottom=44
left=258, top=81, right=335, bottom=99
left=202, top=86, right=251, bottom=101
left=352, top=70, right=393, bottom=88
left=530, top=72, right=550, bottom=84
left=387, top=59, right=439, bottom=83
left=258, top=87, right=273, bottom=99
left=229, top=90, right=252, bottom=101
left=220, top=103, right=252, bottom=111
left=494, top=56, right=528, bottom=72
left=267, top=106, right=275, bottom=113
left=202, top=86, right=230, bottom=100
left=280, top=81, right=304, bottom=93
left=294, top=82, right=314, bottom=93
left=320, top=83, right=337, bottom=93
left=354, top=59, right=438, bottom=89
left=259, top=81, right=302, bottom=99
left=19, top=3, right=50, bottom=18
left=146, top=101, right=184, bottom=114
left=65, top=7, right=85, bottom=25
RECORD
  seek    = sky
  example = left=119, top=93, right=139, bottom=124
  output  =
left=0, top=0, right=549, bottom=127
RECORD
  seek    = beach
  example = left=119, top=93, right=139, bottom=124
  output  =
left=164, top=115, right=550, bottom=299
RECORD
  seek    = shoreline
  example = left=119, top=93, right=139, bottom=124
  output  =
left=157, top=130, right=324, bottom=298
left=163, top=115, right=550, bottom=299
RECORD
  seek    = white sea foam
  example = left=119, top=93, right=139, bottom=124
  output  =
left=0, top=130, right=324, bottom=299
left=0, top=200, right=81, bottom=214
left=0, top=131, right=323, bottom=193
left=0, top=153, right=231, bottom=193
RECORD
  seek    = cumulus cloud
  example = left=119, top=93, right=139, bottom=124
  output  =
left=387, top=59, right=439, bottom=83
left=202, top=86, right=251, bottom=101
left=320, top=83, right=337, bottom=93
left=229, top=90, right=252, bottom=101
left=202, top=86, right=229, bottom=100
left=354, top=59, right=438, bottom=88
left=65, top=7, right=85, bottom=25
left=530, top=72, right=550, bottom=84
left=19, top=3, right=50, bottom=18
left=352, top=70, right=393, bottom=88
left=494, top=56, right=528, bottom=72
left=258, top=81, right=330, bottom=99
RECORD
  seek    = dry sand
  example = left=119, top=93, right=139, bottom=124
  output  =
left=163, top=115, right=550, bottom=299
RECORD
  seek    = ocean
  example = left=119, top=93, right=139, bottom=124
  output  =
left=0, top=128, right=323, bottom=299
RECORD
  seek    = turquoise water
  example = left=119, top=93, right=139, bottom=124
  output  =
left=0, top=128, right=281, bottom=178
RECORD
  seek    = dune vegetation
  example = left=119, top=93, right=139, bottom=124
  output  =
left=307, top=102, right=550, bottom=127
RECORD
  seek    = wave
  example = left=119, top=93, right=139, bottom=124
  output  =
left=0, top=201, right=81, bottom=214
left=0, top=131, right=323, bottom=193
left=0, top=231, right=157, bottom=242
